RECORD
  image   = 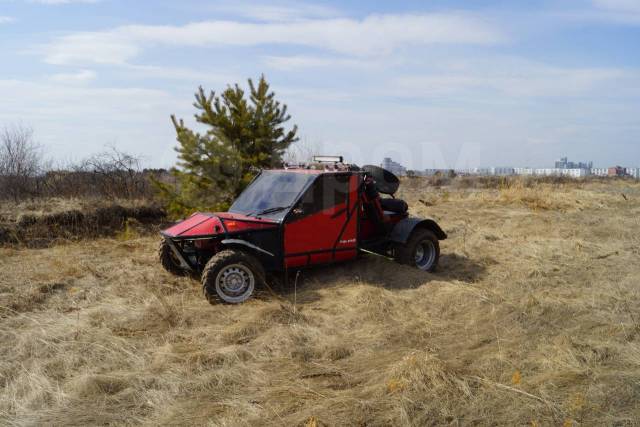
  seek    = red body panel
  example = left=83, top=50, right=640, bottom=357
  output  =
left=162, top=213, right=223, bottom=237
left=310, top=252, right=332, bottom=264
left=283, top=174, right=360, bottom=268
left=338, top=174, right=360, bottom=248
left=162, top=212, right=276, bottom=238
left=284, top=202, right=347, bottom=252
left=217, top=212, right=278, bottom=233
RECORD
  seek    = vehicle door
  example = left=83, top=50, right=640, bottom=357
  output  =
left=283, top=173, right=359, bottom=268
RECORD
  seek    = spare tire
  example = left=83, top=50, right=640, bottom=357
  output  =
left=362, top=165, right=400, bottom=195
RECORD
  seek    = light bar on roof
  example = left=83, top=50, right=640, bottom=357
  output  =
left=313, top=155, right=343, bottom=163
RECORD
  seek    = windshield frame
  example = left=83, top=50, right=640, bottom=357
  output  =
left=228, top=170, right=319, bottom=221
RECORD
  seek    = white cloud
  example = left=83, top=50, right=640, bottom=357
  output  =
left=0, top=16, right=15, bottom=24
left=263, top=55, right=376, bottom=70
left=49, top=69, right=97, bottom=83
left=562, top=0, right=640, bottom=25
left=0, top=79, right=175, bottom=122
left=593, top=0, right=640, bottom=13
left=121, top=64, right=235, bottom=84
left=390, top=58, right=635, bottom=98
left=279, top=87, right=355, bottom=103
left=45, top=31, right=140, bottom=65
left=592, top=0, right=640, bottom=23
left=42, top=13, right=505, bottom=65
left=0, top=78, right=183, bottom=166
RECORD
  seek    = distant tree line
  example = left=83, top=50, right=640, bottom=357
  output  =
left=0, top=125, right=162, bottom=202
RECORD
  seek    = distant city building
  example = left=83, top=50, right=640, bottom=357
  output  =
left=424, top=168, right=455, bottom=176
left=491, top=167, right=515, bottom=176
left=593, top=166, right=638, bottom=178
left=423, top=169, right=440, bottom=176
left=563, top=169, right=590, bottom=178
left=380, top=157, right=639, bottom=180
left=531, top=168, right=589, bottom=178
left=381, top=157, right=407, bottom=176
left=555, top=157, right=593, bottom=170
left=456, top=167, right=514, bottom=176
left=467, top=168, right=490, bottom=175
left=514, top=167, right=534, bottom=176
left=624, top=168, right=640, bottom=179
left=513, top=165, right=640, bottom=179
left=512, top=167, right=589, bottom=178
left=608, top=166, right=625, bottom=177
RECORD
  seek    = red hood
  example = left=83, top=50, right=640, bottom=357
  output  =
left=161, top=212, right=277, bottom=238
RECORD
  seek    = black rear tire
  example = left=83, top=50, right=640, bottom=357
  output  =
left=158, top=239, right=185, bottom=276
left=202, top=250, right=265, bottom=304
left=395, top=229, right=440, bottom=272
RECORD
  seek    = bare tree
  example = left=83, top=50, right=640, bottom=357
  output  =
left=78, top=146, right=148, bottom=199
left=0, top=125, right=45, bottom=202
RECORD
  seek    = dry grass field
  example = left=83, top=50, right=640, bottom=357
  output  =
left=1, top=178, right=640, bottom=426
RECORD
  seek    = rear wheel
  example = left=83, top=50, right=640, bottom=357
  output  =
left=395, top=229, right=440, bottom=272
left=158, top=239, right=185, bottom=276
left=202, top=250, right=264, bottom=304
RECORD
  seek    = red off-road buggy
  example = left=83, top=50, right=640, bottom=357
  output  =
left=159, top=158, right=446, bottom=304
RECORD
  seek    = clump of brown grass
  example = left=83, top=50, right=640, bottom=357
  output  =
left=386, top=351, right=472, bottom=412
left=0, top=203, right=166, bottom=247
left=497, top=179, right=562, bottom=211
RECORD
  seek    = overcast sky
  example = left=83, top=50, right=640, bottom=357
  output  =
left=1, top=0, right=639, bottom=169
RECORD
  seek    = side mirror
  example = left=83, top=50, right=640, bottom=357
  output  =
left=292, top=206, right=304, bottom=216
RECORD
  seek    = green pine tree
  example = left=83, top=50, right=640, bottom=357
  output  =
left=156, top=76, right=298, bottom=217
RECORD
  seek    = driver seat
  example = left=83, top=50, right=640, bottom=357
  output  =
left=380, top=198, right=408, bottom=214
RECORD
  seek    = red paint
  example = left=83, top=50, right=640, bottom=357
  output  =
left=162, top=211, right=276, bottom=238
left=335, top=175, right=359, bottom=250
left=284, top=202, right=349, bottom=255
left=283, top=174, right=360, bottom=266
left=221, top=218, right=277, bottom=233
left=285, top=255, right=308, bottom=268
left=162, top=213, right=223, bottom=237
left=310, top=252, right=332, bottom=264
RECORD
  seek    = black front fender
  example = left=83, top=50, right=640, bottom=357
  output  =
left=220, top=239, right=275, bottom=257
left=389, top=217, right=447, bottom=244
left=219, top=237, right=281, bottom=272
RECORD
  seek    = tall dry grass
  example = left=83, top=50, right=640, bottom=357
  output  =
left=2, top=179, right=640, bottom=425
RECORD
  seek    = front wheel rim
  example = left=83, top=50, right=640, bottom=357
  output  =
left=414, top=240, right=436, bottom=270
left=215, top=263, right=255, bottom=303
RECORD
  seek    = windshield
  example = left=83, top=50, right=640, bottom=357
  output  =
left=229, top=171, right=316, bottom=220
